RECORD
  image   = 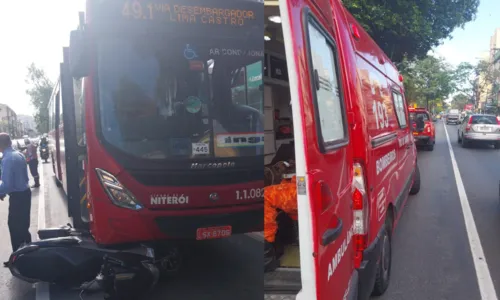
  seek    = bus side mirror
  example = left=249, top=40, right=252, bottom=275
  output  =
left=69, top=30, right=90, bottom=79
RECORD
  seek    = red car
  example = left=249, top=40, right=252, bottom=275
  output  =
left=409, top=107, right=436, bottom=151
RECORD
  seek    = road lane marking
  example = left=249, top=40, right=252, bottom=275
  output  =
left=444, top=124, right=498, bottom=300
left=36, top=164, right=50, bottom=300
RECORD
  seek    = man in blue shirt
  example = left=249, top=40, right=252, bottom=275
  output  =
left=0, top=133, right=31, bottom=265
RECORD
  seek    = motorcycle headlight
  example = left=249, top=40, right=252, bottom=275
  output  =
left=95, top=168, right=143, bottom=210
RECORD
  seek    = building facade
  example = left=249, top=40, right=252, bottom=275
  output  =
left=0, top=104, right=20, bottom=138
left=17, top=114, right=37, bottom=137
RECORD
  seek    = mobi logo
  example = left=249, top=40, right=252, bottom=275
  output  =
left=150, top=194, right=189, bottom=205
left=216, top=133, right=264, bottom=148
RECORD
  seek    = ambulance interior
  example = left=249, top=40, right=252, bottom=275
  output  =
left=264, top=3, right=301, bottom=292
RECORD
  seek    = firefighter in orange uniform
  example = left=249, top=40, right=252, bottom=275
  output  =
left=264, top=174, right=298, bottom=271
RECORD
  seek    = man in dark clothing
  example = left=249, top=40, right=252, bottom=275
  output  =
left=0, top=133, right=32, bottom=266
left=24, top=138, right=40, bottom=188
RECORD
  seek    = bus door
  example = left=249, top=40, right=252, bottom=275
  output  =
left=61, top=46, right=89, bottom=230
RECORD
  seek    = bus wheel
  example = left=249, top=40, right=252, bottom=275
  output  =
left=372, top=218, right=392, bottom=296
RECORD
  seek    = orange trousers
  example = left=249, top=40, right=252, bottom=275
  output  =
left=264, top=177, right=298, bottom=243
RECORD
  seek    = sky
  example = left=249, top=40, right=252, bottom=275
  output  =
left=430, top=0, right=500, bottom=66
left=0, top=0, right=498, bottom=115
left=0, top=0, right=85, bottom=116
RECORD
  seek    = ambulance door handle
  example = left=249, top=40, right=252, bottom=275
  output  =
left=321, top=217, right=343, bottom=246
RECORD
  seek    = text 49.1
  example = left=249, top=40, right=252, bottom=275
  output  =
left=236, top=188, right=264, bottom=200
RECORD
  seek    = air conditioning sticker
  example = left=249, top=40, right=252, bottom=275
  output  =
left=216, top=133, right=264, bottom=148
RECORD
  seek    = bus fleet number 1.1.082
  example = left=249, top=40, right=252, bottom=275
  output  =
left=236, top=188, right=264, bottom=200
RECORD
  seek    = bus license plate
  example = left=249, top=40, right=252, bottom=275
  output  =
left=196, top=226, right=232, bottom=240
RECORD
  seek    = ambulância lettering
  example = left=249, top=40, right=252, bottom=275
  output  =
left=327, top=223, right=354, bottom=281
left=150, top=194, right=189, bottom=205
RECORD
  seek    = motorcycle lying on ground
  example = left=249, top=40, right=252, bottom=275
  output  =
left=6, top=224, right=182, bottom=300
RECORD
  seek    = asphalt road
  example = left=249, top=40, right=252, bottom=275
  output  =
left=376, top=120, right=498, bottom=300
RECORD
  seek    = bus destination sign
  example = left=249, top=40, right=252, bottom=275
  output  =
left=116, top=0, right=258, bottom=27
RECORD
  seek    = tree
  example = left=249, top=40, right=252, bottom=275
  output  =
left=344, top=0, right=479, bottom=63
left=451, top=94, right=469, bottom=109
left=399, top=56, right=454, bottom=112
left=25, top=63, right=54, bottom=134
left=453, top=60, right=500, bottom=109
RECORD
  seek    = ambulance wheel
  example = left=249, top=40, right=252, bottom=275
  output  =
left=409, top=165, right=420, bottom=195
left=372, top=218, right=392, bottom=296
left=427, top=144, right=434, bottom=151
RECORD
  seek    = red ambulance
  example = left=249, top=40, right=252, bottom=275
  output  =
left=263, top=0, right=421, bottom=299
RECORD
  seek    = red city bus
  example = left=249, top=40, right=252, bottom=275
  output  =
left=48, top=0, right=264, bottom=250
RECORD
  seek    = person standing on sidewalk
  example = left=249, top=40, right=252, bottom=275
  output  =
left=24, top=138, right=40, bottom=188
left=0, top=133, right=32, bottom=264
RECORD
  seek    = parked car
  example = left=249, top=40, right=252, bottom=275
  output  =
left=458, top=114, right=500, bottom=148
left=409, top=107, right=435, bottom=151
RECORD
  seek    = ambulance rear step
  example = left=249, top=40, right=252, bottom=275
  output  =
left=264, top=267, right=301, bottom=300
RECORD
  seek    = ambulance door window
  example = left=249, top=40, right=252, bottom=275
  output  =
left=306, top=19, right=348, bottom=151
left=392, top=91, right=407, bottom=128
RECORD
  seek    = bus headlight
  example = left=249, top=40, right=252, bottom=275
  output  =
left=95, top=168, right=143, bottom=211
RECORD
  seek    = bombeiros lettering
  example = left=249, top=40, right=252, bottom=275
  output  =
left=150, top=194, right=189, bottom=205
left=376, top=150, right=396, bottom=175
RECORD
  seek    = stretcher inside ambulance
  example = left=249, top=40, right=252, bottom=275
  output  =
left=263, top=3, right=302, bottom=294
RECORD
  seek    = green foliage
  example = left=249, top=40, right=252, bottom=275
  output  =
left=453, top=60, right=500, bottom=105
left=25, top=63, right=54, bottom=134
left=451, top=94, right=469, bottom=109
left=344, top=0, right=479, bottom=63
left=399, top=56, right=454, bottom=112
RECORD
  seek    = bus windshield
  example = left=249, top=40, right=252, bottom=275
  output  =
left=97, top=36, right=264, bottom=160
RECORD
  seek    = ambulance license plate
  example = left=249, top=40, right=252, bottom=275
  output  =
left=196, top=226, right=232, bottom=240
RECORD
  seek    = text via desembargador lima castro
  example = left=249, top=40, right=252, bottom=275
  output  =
left=122, top=1, right=256, bottom=26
